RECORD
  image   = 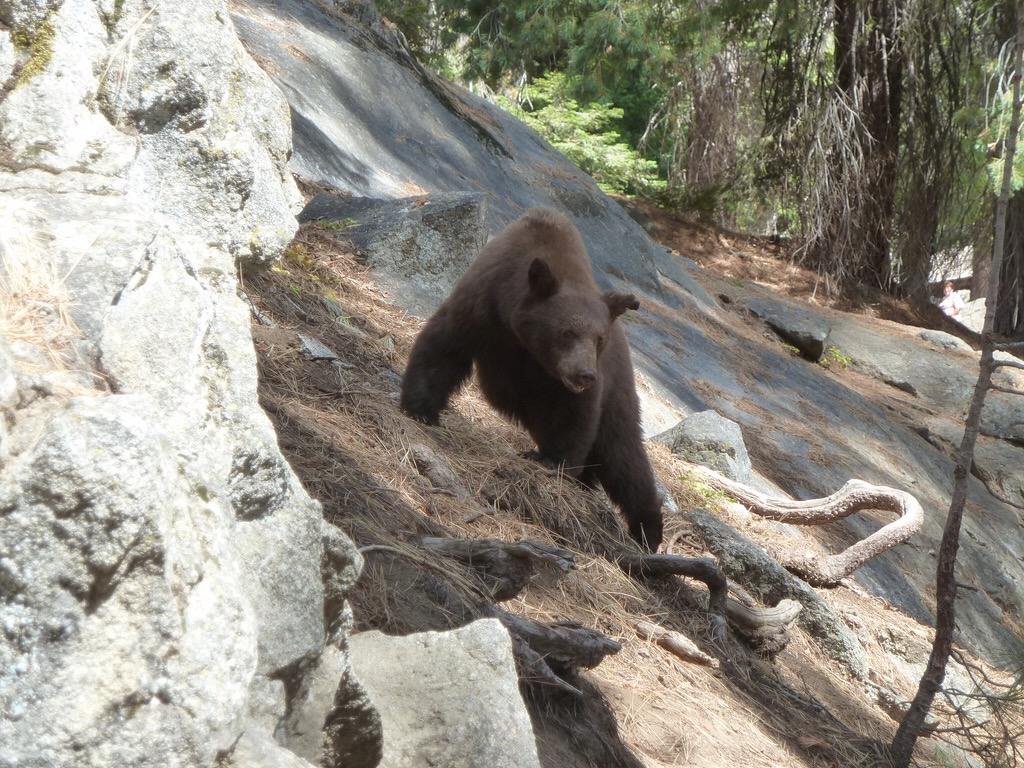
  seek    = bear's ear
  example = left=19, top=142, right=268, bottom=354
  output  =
left=605, top=291, right=640, bottom=320
left=527, top=257, right=560, bottom=299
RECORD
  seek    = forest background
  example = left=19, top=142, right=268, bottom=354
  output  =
left=376, top=0, right=1023, bottom=339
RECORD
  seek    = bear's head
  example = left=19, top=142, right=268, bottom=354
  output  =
left=511, top=257, right=639, bottom=393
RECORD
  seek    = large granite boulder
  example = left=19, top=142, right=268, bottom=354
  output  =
left=743, top=296, right=832, bottom=361
left=350, top=620, right=542, bottom=768
left=653, top=410, right=753, bottom=484
left=298, top=192, right=489, bottom=315
left=0, top=1, right=375, bottom=766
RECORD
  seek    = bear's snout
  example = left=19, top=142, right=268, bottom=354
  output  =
left=563, top=368, right=597, bottom=393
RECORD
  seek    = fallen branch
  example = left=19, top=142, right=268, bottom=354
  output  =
left=617, top=553, right=728, bottom=642
left=635, top=621, right=719, bottom=667
left=420, top=536, right=575, bottom=571
left=419, top=536, right=575, bottom=600
left=407, top=442, right=493, bottom=521
left=724, top=597, right=803, bottom=654
left=724, top=596, right=802, bottom=633
left=507, top=634, right=585, bottom=696
left=489, top=606, right=622, bottom=672
left=616, top=552, right=801, bottom=651
left=689, top=465, right=924, bottom=586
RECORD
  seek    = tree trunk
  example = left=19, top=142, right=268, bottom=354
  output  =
left=895, top=6, right=959, bottom=301
left=972, top=197, right=994, bottom=301
left=681, top=47, right=741, bottom=222
left=861, top=0, right=905, bottom=285
left=897, top=173, right=941, bottom=300
left=824, top=0, right=905, bottom=288
left=994, top=189, right=1024, bottom=338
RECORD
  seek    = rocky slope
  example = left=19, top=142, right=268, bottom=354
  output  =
left=2, top=0, right=1023, bottom=767
left=244, top=216, right=1021, bottom=768
left=233, top=0, right=1024, bottom=667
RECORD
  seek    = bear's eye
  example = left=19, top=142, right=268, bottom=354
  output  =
left=597, top=335, right=606, bottom=351
left=562, top=329, right=578, bottom=343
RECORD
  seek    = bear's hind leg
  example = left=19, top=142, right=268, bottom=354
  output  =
left=400, top=309, right=473, bottom=425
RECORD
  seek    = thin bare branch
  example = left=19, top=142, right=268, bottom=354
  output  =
left=634, top=620, right=719, bottom=667
left=990, top=385, right=1024, bottom=397
left=893, top=13, right=1024, bottom=766
left=992, top=358, right=1024, bottom=372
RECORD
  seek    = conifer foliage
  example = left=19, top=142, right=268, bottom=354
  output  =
left=379, top=0, right=1024, bottom=328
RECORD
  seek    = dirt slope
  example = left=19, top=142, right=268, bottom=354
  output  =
left=244, top=212, right=1018, bottom=768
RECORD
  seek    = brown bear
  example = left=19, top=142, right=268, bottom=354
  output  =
left=400, top=208, right=663, bottom=551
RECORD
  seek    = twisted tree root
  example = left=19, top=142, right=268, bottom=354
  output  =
left=690, top=465, right=924, bottom=586
left=617, top=553, right=801, bottom=649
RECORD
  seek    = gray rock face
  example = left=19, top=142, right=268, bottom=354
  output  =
left=1, top=396, right=258, bottom=766
left=227, top=732, right=321, bottom=768
left=744, top=296, right=832, bottom=361
left=980, top=392, right=1024, bottom=443
left=831, top=321, right=974, bottom=402
left=299, top=192, right=489, bottom=315
left=653, top=410, right=753, bottom=483
left=830, top=322, right=1024, bottom=441
left=230, top=0, right=716, bottom=316
left=350, top=620, right=542, bottom=768
left=283, top=644, right=383, bottom=768
left=917, top=329, right=974, bottom=354
left=927, top=416, right=1024, bottom=515
left=0, top=1, right=374, bottom=766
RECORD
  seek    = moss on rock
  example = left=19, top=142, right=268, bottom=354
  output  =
left=12, top=13, right=56, bottom=88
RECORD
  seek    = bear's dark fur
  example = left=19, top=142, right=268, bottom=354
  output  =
left=400, top=208, right=663, bottom=551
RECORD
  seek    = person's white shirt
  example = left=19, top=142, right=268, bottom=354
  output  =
left=939, top=286, right=965, bottom=318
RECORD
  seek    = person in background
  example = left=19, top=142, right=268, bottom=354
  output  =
left=939, top=280, right=965, bottom=319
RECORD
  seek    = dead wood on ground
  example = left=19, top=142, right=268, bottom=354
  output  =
left=420, top=536, right=575, bottom=600
left=690, top=465, right=924, bottom=586
left=634, top=621, right=719, bottom=667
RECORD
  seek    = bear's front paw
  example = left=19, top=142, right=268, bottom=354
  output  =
left=521, top=448, right=561, bottom=470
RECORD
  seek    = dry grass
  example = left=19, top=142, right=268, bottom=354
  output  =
left=246, top=219, right=1021, bottom=768
left=0, top=198, right=82, bottom=367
